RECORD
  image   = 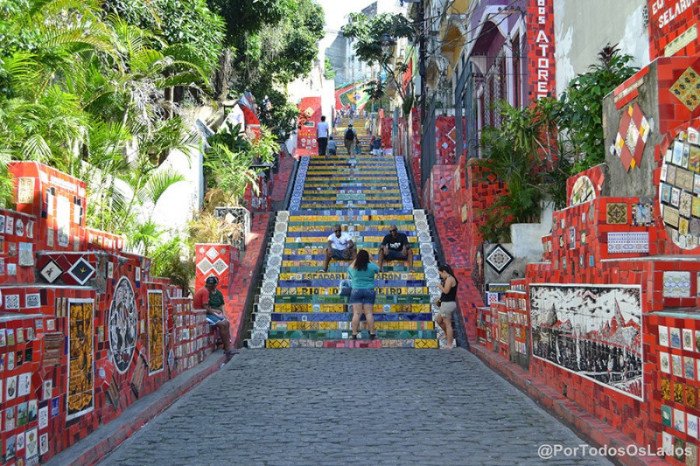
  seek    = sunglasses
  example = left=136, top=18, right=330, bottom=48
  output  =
left=335, top=230, right=341, bottom=233
left=390, top=229, right=397, bottom=233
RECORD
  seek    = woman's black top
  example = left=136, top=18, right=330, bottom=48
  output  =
left=440, top=275, right=458, bottom=302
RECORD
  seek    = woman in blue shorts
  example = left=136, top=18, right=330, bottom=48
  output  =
left=348, top=249, right=379, bottom=340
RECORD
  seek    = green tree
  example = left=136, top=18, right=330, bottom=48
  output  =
left=324, top=57, right=335, bottom=80
left=559, top=44, right=638, bottom=173
left=210, top=0, right=324, bottom=141
left=208, top=0, right=290, bottom=45
left=341, top=12, right=415, bottom=115
left=0, top=0, right=213, bottom=230
left=103, top=0, right=225, bottom=73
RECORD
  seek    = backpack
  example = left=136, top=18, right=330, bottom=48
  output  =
left=344, top=128, right=355, bottom=140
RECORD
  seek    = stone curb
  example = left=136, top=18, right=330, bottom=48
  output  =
left=50, top=353, right=227, bottom=466
left=468, top=344, right=666, bottom=466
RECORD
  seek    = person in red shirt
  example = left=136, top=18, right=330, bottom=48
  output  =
left=193, top=276, right=234, bottom=356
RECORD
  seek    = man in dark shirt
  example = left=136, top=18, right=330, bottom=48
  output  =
left=378, top=225, right=413, bottom=272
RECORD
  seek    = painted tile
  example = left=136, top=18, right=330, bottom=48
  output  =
left=606, top=202, right=627, bottom=224
left=670, top=66, right=700, bottom=111
left=664, top=271, right=691, bottom=297
left=485, top=244, right=513, bottom=273
left=612, top=103, right=651, bottom=170
left=607, top=232, right=649, bottom=253
left=570, top=175, right=595, bottom=205
left=530, top=284, right=642, bottom=398
left=659, top=325, right=669, bottom=346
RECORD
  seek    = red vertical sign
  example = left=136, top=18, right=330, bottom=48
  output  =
left=647, top=0, right=700, bottom=60
left=296, top=96, right=322, bottom=156
left=527, top=0, right=556, bottom=102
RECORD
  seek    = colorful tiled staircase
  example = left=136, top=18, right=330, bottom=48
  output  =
left=247, top=154, right=444, bottom=349
left=335, top=117, right=372, bottom=154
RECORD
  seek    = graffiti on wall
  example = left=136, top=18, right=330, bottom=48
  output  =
left=67, top=299, right=94, bottom=421
left=108, top=277, right=138, bottom=374
left=147, top=290, right=165, bottom=374
left=530, top=284, right=643, bottom=399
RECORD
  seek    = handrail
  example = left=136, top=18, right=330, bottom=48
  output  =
left=401, top=155, right=420, bottom=210
left=283, top=156, right=301, bottom=211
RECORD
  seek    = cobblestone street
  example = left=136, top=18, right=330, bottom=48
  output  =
left=101, top=349, right=609, bottom=465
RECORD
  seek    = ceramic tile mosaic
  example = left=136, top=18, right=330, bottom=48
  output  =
left=570, top=175, right=596, bottom=206
left=66, top=257, right=95, bottom=285
left=530, top=284, right=642, bottom=399
left=607, top=232, right=650, bottom=253
left=394, top=156, right=414, bottom=211
left=663, top=271, right=691, bottom=298
left=632, top=202, right=653, bottom=226
left=613, top=103, right=651, bottom=171
left=485, top=244, right=513, bottom=273
left=289, top=157, right=310, bottom=211
left=606, top=202, right=628, bottom=224
left=39, top=260, right=62, bottom=284
left=669, top=66, right=700, bottom=111
left=659, top=137, right=700, bottom=250
left=252, top=154, right=437, bottom=350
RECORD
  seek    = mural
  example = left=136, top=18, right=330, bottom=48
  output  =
left=530, top=284, right=643, bottom=399
left=67, top=299, right=94, bottom=421
left=570, top=176, right=596, bottom=206
left=108, top=277, right=138, bottom=374
left=659, top=133, right=700, bottom=249
left=148, top=290, right=165, bottom=374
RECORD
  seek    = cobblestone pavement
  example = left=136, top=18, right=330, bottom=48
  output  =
left=102, top=349, right=610, bottom=465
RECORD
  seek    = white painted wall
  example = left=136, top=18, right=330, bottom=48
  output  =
left=510, top=202, right=554, bottom=260
left=554, top=0, right=650, bottom=97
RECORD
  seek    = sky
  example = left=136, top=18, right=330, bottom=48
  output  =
left=317, top=0, right=374, bottom=34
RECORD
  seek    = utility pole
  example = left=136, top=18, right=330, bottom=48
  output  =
left=418, top=0, right=426, bottom=138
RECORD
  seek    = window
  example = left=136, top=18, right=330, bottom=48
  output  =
left=499, top=54, right=507, bottom=107
left=488, top=76, right=495, bottom=127
left=512, top=35, right=521, bottom=108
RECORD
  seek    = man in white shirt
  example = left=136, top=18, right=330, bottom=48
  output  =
left=316, top=115, right=329, bottom=156
left=321, top=224, right=356, bottom=272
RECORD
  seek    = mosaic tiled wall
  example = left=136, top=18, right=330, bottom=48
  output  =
left=0, top=162, right=217, bottom=464
left=471, top=50, right=700, bottom=452
left=648, top=0, right=700, bottom=61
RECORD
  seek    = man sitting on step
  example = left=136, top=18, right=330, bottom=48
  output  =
left=193, top=276, right=235, bottom=358
left=378, top=225, right=414, bottom=272
left=321, top=224, right=357, bottom=272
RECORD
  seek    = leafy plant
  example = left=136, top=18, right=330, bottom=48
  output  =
left=559, top=44, right=638, bottom=173
left=150, top=235, right=195, bottom=292
left=476, top=99, right=565, bottom=241
left=324, top=57, right=335, bottom=80
left=104, top=0, right=225, bottom=73
left=188, top=211, right=243, bottom=245
left=204, top=124, right=278, bottom=201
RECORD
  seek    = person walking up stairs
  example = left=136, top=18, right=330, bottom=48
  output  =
left=344, top=124, right=357, bottom=155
